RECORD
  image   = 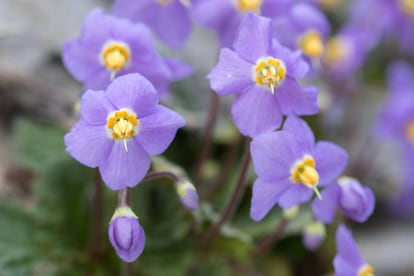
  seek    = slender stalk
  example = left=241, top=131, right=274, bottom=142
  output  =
left=118, top=188, right=129, bottom=207
left=144, top=171, right=180, bottom=183
left=202, top=139, right=251, bottom=245
left=253, top=217, right=289, bottom=256
left=120, top=261, right=131, bottom=276
left=192, top=92, right=220, bottom=186
left=88, top=169, right=103, bottom=259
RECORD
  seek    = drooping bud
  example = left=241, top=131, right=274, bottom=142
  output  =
left=303, top=221, right=326, bottom=251
left=176, top=179, right=199, bottom=211
left=283, top=205, right=299, bottom=220
left=108, top=206, right=145, bottom=262
left=338, top=177, right=375, bottom=223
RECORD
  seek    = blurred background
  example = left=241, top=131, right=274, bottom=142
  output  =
left=0, top=0, right=414, bottom=275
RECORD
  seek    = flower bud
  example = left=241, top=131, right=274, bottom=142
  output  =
left=108, top=206, right=145, bottom=262
left=176, top=179, right=199, bottom=211
left=338, top=177, right=375, bottom=223
left=303, top=221, right=326, bottom=251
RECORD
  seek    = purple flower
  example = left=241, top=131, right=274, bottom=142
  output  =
left=376, top=61, right=414, bottom=146
left=64, top=73, right=185, bottom=190
left=303, top=221, right=325, bottom=251
left=208, top=13, right=319, bottom=138
left=272, top=3, right=330, bottom=59
left=322, top=26, right=370, bottom=80
left=249, top=115, right=348, bottom=221
left=63, top=8, right=189, bottom=96
left=192, top=0, right=291, bottom=48
left=354, top=0, right=414, bottom=55
left=112, top=0, right=192, bottom=49
left=312, top=177, right=375, bottom=223
left=383, top=0, right=414, bottom=55
left=108, top=206, right=145, bottom=262
left=176, top=179, right=199, bottom=211
left=334, top=225, right=374, bottom=276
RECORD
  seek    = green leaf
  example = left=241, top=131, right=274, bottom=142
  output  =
left=13, top=118, right=66, bottom=172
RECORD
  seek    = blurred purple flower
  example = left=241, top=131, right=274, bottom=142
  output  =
left=192, top=0, right=292, bottom=48
left=312, top=177, right=375, bottom=223
left=112, top=0, right=192, bottom=49
left=303, top=221, right=325, bottom=251
left=208, top=13, right=319, bottom=137
left=176, top=179, right=199, bottom=211
left=376, top=61, right=414, bottom=145
left=376, top=61, right=414, bottom=217
left=249, top=115, right=348, bottom=221
left=272, top=3, right=330, bottom=60
left=109, top=206, right=145, bottom=262
left=65, top=74, right=185, bottom=190
left=63, top=8, right=191, bottom=96
left=358, top=0, right=414, bottom=55
left=334, top=225, right=374, bottom=276
left=322, top=26, right=369, bottom=80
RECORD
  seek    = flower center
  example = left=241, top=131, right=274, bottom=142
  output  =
left=405, top=121, right=414, bottom=143
left=299, top=30, right=324, bottom=58
left=358, top=264, right=375, bottom=276
left=290, top=155, right=322, bottom=199
left=401, top=0, right=414, bottom=16
left=100, top=41, right=131, bottom=74
left=107, top=109, right=139, bottom=152
left=237, top=0, right=262, bottom=12
left=254, top=57, right=286, bottom=94
left=323, top=36, right=350, bottom=66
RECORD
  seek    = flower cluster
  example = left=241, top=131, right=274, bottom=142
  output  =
left=59, top=0, right=401, bottom=272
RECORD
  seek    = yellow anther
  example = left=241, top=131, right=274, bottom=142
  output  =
left=401, top=0, right=414, bottom=16
left=237, top=0, right=262, bottom=12
left=320, top=0, right=342, bottom=10
left=323, top=36, right=349, bottom=66
left=253, top=57, right=286, bottom=94
left=299, top=30, right=325, bottom=58
left=100, top=41, right=131, bottom=73
left=405, top=121, right=414, bottom=143
left=358, top=264, right=375, bottom=276
left=290, top=155, right=322, bottom=199
left=298, top=166, right=319, bottom=187
left=107, top=109, right=139, bottom=152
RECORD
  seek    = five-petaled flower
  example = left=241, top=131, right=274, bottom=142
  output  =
left=334, top=225, right=375, bottom=276
left=62, top=8, right=191, bottom=96
left=64, top=73, right=185, bottom=190
left=249, top=115, right=348, bottom=221
left=208, top=13, right=319, bottom=138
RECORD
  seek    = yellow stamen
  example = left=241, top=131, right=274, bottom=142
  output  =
left=100, top=41, right=131, bottom=73
left=237, top=0, right=262, bottom=12
left=290, top=155, right=322, bottom=199
left=405, top=121, right=414, bottom=142
left=299, top=30, right=325, bottom=58
left=323, top=36, right=350, bottom=66
left=107, top=109, right=139, bottom=152
left=358, top=264, right=375, bottom=276
left=320, top=0, right=342, bottom=10
left=253, top=57, right=286, bottom=94
left=401, top=0, right=414, bottom=16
